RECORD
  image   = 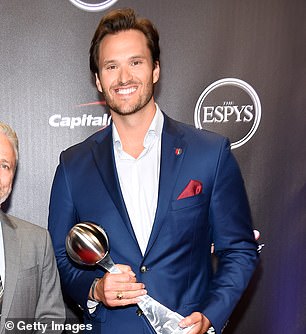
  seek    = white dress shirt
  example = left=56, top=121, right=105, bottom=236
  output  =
left=0, top=222, right=5, bottom=286
left=113, top=105, right=164, bottom=255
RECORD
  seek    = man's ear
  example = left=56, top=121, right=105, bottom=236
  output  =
left=153, top=61, right=160, bottom=84
left=95, top=73, right=102, bottom=92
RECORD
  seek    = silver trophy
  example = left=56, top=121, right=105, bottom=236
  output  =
left=66, top=222, right=193, bottom=334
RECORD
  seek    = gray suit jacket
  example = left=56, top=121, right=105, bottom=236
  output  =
left=0, top=210, right=65, bottom=333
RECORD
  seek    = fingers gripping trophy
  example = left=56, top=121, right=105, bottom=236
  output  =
left=66, top=222, right=193, bottom=334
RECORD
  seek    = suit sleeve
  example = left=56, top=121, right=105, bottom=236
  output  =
left=48, top=153, right=102, bottom=313
left=202, top=138, right=259, bottom=333
left=34, top=230, right=66, bottom=333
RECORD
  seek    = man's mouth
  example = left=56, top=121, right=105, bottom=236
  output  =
left=115, top=87, right=137, bottom=95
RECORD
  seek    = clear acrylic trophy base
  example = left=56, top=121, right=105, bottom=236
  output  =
left=138, top=295, right=215, bottom=334
left=138, top=294, right=192, bottom=334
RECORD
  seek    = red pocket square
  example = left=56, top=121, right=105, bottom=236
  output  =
left=177, top=180, right=203, bottom=200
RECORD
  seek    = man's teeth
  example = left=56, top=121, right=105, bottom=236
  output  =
left=117, top=87, right=136, bottom=95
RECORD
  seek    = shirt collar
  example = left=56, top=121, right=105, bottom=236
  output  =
left=113, top=104, right=164, bottom=155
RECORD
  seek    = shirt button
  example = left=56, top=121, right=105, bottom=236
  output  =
left=140, top=265, right=148, bottom=273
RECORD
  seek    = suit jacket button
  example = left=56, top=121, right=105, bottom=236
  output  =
left=140, top=265, right=148, bottom=273
left=136, top=308, right=143, bottom=316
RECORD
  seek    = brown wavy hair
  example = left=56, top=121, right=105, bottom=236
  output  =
left=89, top=8, right=160, bottom=75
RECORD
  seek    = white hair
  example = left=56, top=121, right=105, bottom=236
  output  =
left=0, top=121, right=19, bottom=164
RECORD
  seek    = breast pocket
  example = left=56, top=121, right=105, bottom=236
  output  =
left=171, top=193, right=207, bottom=211
left=166, top=193, right=210, bottom=248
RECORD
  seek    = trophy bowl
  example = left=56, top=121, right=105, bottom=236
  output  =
left=65, top=222, right=109, bottom=266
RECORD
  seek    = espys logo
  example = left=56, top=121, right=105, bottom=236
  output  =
left=194, top=78, right=261, bottom=149
left=68, top=0, right=118, bottom=12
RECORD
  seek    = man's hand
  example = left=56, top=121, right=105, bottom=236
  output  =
left=92, top=264, right=147, bottom=307
left=179, top=312, right=212, bottom=334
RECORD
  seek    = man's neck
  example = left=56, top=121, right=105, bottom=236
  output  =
left=112, top=102, right=156, bottom=158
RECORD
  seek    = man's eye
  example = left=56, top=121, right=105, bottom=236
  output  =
left=106, top=64, right=117, bottom=71
left=131, top=60, right=142, bottom=66
left=0, top=164, right=9, bottom=170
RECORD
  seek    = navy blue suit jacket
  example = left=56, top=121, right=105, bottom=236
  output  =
left=48, top=114, right=258, bottom=334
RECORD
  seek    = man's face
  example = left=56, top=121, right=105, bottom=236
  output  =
left=0, top=133, right=16, bottom=205
left=95, top=29, right=160, bottom=116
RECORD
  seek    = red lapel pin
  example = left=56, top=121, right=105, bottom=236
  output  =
left=175, top=148, right=182, bottom=156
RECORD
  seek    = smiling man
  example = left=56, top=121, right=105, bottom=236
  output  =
left=48, top=8, right=259, bottom=334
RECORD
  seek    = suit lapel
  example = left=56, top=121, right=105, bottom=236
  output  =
left=145, top=116, right=187, bottom=257
left=91, top=127, right=137, bottom=242
left=0, top=212, right=20, bottom=326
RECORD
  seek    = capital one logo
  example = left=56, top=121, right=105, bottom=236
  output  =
left=194, top=78, right=261, bottom=149
left=68, top=0, right=118, bottom=12
left=48, top=101, right=111, bottom=129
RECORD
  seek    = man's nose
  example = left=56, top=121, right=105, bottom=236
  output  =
left=118, top=66, right=132, bottom=84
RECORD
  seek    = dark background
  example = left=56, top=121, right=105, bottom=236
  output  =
left=1, top=1, right=305, bottom=333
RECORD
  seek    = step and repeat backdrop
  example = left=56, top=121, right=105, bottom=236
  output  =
left=1, top=0, right=305, bottom=333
